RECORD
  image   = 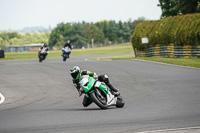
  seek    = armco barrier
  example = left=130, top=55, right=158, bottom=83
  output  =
left=0, top=50, right=5, bottom=58
left=135, top=44, right=200, bottom=58
left=167, top=44, right=174, bottom=58
left=154, top=45, right=160, bottom=57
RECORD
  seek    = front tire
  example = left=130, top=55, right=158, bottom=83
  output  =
left=116, top=96, right=125, bottom=108
left=63, top=57, right=66, bottom=61
left=63, top=54, right=67, bottom=61
left=90, top=91, right=108, bottom=109
left=39, top=55, right=43, bottom=62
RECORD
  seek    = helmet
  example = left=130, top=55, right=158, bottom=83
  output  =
left=70, top=66, right=81, bottom=79
left=43, top=43, right=47, bottom=47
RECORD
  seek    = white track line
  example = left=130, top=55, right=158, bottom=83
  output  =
left=137, top=126, right=200, bottom=133
left=0, top=92, right=5, bottom=104
left=84, top=58, right=112, bottom=61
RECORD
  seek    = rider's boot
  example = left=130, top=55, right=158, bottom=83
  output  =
left=98, top=74, right=120, bottom=96
left=106, top=83, right=120, bottom=96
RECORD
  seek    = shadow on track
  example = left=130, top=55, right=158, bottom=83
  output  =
left=48, top=107, right=117, bottom=112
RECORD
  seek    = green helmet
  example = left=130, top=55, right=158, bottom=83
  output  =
left=70, top=66, right=81, bottom=79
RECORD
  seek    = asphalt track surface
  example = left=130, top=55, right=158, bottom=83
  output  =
left=0, top=54, right=200, bottom=133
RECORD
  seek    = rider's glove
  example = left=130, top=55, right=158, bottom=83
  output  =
left=93, top=74, right=98, bottom=79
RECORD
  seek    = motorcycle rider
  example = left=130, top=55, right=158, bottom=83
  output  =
left=70, top=66, right=120, bottom=107
left=62, top=40, right=72, bottom=56
left=38, top=43, right=49, bottom=60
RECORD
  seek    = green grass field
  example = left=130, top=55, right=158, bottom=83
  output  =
left=0, top=43, right=133, bottom=60
left=90, top=54, right=135, bottom=60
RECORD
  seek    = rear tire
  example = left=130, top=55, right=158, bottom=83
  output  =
left=90, top=91, right=108, bottom=109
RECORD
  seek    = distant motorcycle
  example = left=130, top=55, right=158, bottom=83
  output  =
left=80, top=76, right=125, bottom=109
left=62, top=47, right=71, bottom=61
left=38, top=49, right=48, bottom=62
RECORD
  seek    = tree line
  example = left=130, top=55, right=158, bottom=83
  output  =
left=158, top=0, right=200, bottom=18
left=49, top=18, right=146, bottom=49
left=0, top=32, right=50, bottom=48
left=0, top=18, right=146, bottom=49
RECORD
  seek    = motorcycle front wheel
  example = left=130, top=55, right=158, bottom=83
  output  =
left=39, top=55, right=43, bottom=62
left=63, top=57, right=66, bottom=61
left=115, top=95, right=125, bottom=108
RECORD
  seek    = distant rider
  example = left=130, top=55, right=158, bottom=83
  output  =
left=62, top=40, right=72, bottom=56
left=69, top=66, right=120, bottom=107
left=38, top=43, right=49, bottom=59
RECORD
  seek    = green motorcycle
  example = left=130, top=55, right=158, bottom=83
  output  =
left=80, top=76, right=125, bottom=109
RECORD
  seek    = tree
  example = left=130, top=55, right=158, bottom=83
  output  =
left=107, top=21, right=118, bottom=42
left=55, top=34, right=65, bottom=47
left=83, top=24, right=104, bottom=44
left=129, top=17, right=146, bottom=34
left=0, top=32, right=21, bottom=41
left=70, top=22, right=88, bottom=48
left=0, top=37, right=4, bottom=48
left=158, top=0, right=200, bottom=18
left=122, top=22, right=131, bottom=42
left=158, top=0, right=179, bottom=18
left=49, top=23, right=73, bottom=48
left=178, top=0, right=199, bottom=14
left=197, top=1, right=200, bottom=12
left=70, top=34, right=88, bottom=48
left=10, top=38, right=23, bottom=46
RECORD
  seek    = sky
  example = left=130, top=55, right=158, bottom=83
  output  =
left=0, top=0, right=162, bottom=30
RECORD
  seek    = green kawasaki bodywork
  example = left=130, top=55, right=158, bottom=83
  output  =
left=82, top=77, right=109, bottom=94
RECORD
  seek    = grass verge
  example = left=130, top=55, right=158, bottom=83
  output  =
left=0, top=43, right=133, bottom=60
left=91, top=55, right=200, bottom=68
left=90, top=54, right=135, bottom=60
left=137, top=57, right=200, bottom=68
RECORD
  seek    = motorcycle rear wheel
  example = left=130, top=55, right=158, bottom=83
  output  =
left=90, top=91, right=108, bottom=109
